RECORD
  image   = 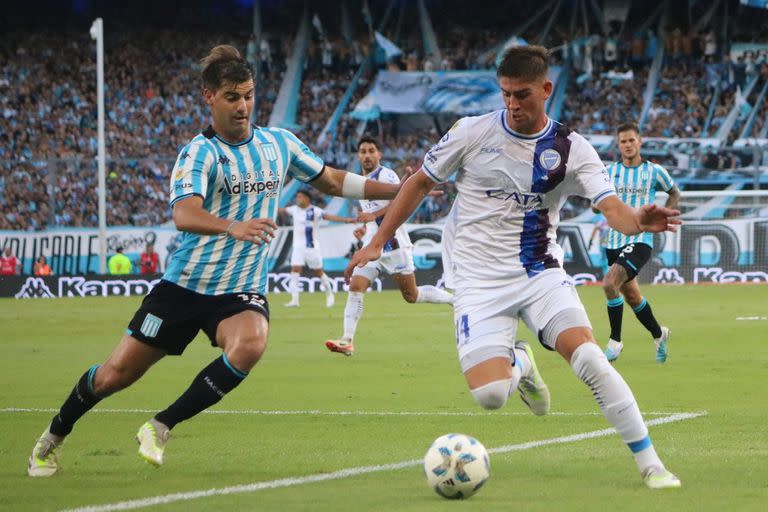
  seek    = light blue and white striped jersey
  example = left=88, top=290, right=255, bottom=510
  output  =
left=604, top=160, right=675, bottom=249
left=163, top=125, right=325, bottom=295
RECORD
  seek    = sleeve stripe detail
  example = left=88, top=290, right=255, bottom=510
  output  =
left=592, top=189, right=615, bottom=205
left=306, top=165, right=326, bottom=182
left=421, top=164, right=443, bottom=183
left=170, top=192, right=204, bottom=206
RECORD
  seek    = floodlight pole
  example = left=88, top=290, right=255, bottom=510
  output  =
left=91, top=18, right=107, bottom=274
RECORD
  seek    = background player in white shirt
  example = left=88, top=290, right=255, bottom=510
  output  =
left=280, top=189, right=353, bottom=308
left=325, top=136, right=453, bottom=357
left=601, top=122, right=681, bottom=363
left=347, top=46, right=683, bottom=489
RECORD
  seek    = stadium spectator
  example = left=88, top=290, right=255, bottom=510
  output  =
left=26, top=44, right=404, bottom=478
left=347, top=45, right=683, bottom=489
left=0, top=247, right=21, bottom=275
left=3, top=3, right=768, bottom=232
left=33, top=255, right=53, bottom=276
left=108, top=246, right=132, bottom=275
left=139, top=243, right=160, bottom=275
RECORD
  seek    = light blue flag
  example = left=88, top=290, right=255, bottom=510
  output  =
left=374, top=31, right=403, bottom=59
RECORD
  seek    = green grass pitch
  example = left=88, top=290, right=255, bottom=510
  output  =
left=1, top=284, right=767, bottom=511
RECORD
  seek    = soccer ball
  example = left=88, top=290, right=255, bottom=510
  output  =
left=423, top=433, right=490, bottom=499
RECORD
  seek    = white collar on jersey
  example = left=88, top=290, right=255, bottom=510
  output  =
left=500, top=111, right=553, bottom=140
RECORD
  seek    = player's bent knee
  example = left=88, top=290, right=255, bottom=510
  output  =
left=402, top=290, right=418, bottom=303
left=228, top=339, right=266, bottom=367
left=470, top=379, right=514, bottom=410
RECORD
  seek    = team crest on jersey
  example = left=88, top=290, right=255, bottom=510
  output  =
left=539, top=149, right=561, bottom=170
left=261, top=143, right=278, bottom=161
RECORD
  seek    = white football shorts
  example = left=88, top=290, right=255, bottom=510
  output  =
left=352, top=247, right=415, bottom=281
left=453, top=268, right=591, bottom=360
left=291, top=246, right=323, bottom=269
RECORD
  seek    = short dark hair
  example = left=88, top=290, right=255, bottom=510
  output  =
left=296, top=189, right=312, bottom=199
left=616, top=122, right=640, bottom=136
left=356, top=135, right=381, bottom=151
left=496, top=45, right=550, bottom=82
left=200, top=45, right=252, bottom=91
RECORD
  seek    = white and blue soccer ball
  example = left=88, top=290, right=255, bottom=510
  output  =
left=423, top=433, right=490, bottom=499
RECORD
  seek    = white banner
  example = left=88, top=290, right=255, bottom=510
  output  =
left=352, top=68, right=560, bottom=117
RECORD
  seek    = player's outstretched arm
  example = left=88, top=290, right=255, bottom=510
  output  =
left=322, top=213, right=355, bottom=223
left=598, top=195, right=681, bottom=235
left=357, top=205, right=388, bottom=223
left=344, top=170, right=435, bottom=281
left=310, top=166, right=400, bottom=200
left=173, top=195, right=276, bottom=244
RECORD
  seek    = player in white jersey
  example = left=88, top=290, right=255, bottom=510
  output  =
left=347, top=46, right=683, bottom=489
left=280, top=189, right=353, bottom=308
left=601, top=122, right=680, bottom=363
left=325, top=136, right=453, bottom=357
left=27, top=45, right=403, bottom=477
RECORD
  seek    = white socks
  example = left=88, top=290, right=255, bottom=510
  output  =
left=415, top=285, right=453, bottom=304
left=289, top=272, right=300, bottom=303
left=469, top=345, right=531, bottom=410
left=339, top=284, right=450, bottom=343
left=343, top=291, right=364, bottom=340
left=320, top=272, right=334, bottom=298
left=513, top=346, right=531, bottom=377
left=569, top=342, right=664, bottom=474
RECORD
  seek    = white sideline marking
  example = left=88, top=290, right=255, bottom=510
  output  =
left=735, top=316, right=767, bottom=321
left=59, top=412, right=705, bottom=512
left=1, top=407, right=693, bottom=417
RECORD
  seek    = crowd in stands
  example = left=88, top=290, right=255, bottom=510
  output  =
left=0, top=29, right=292, bottom=231
left=2, top=1, right=768, bottom=232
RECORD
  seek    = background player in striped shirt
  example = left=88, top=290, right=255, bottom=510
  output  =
left=325, top=136, right=453, bottom=356
left=347, top=46, right=683, bottom=489
left=280, top=189, right=354, bottom=308
left=28, top=45, right=403, bottom=477
left=602, top=122, right=681, bottom=363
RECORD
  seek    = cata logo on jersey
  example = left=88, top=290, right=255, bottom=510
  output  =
left=485, top=189, right=544, bottom=210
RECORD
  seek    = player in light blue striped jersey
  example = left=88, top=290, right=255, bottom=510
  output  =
left=601, top=122, right=680, bottom=364
left=28, top=45, right=402, bottom=477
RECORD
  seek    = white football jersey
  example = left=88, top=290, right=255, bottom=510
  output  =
left=285, top=204, right=325, bottom=249
left=422, top=111, right=615, bottom=288
left=358, top=166, right=413, bottom=252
